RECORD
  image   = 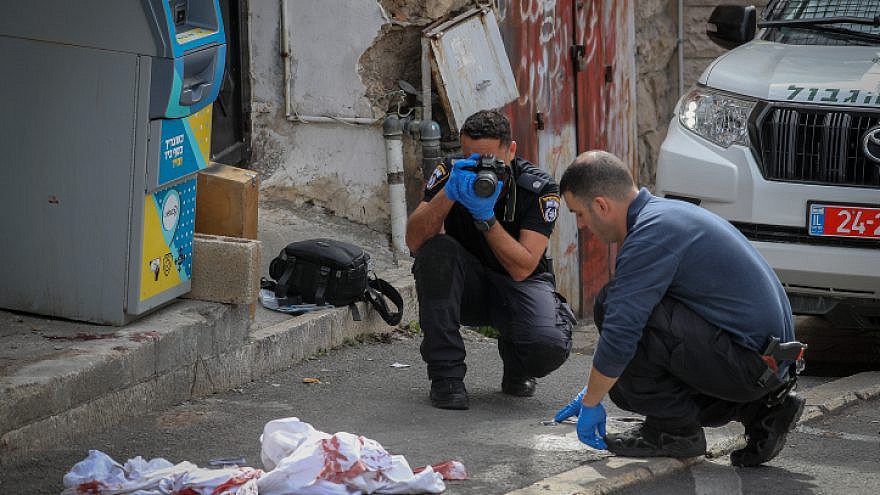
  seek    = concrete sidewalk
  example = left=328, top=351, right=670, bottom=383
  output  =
left=0, top=201, right=417, bottom=464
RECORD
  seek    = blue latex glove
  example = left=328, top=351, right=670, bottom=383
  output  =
left=555, top=388, right=608, bottom=450
left=459, top=174, right=503, bottom=221
left=443, top=153, right=479, bottom=203
left=576, top=403, right=607, bottom=449
left=554, top=387, right=587, bottom=423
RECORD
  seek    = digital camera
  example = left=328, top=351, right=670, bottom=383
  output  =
left=452, top=154, right=509, bottom=198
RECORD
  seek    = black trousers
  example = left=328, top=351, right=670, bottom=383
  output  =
left=595, top=286, right=785, bottom=432
left=413, top=235, right=575, bottom=381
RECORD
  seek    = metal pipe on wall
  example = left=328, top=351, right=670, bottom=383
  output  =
left=382, top=115, right=408, bottom=257
left=421, top=37, right=432, bottom=124
left=678, top=0, right=685, bottom=96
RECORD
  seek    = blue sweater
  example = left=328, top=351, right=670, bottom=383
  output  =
left=593, top=189, right=795, bottom=378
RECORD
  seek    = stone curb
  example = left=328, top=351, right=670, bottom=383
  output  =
left=0, top=267, right=416, bottom=465
left=505, top=371, right=880, bottom=495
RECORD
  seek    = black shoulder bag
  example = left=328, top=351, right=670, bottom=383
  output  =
left=263, top=239, right=403, bottom=326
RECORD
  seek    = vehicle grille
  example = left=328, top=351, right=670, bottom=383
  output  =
left=732, top=221, right=880, bottom=249
left=751, top=102, right=880, bottom=188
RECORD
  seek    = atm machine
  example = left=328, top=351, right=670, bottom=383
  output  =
left=0, top=1, right=227, bottom=324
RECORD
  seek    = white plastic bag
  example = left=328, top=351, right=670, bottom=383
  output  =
left=257, top=418, right=447, bottom=495
left=61, top=450, right=261, bottom=495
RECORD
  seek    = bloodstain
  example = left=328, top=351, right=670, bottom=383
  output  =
left=317, top=436, right=368, bottom=484
left=76, top=481, right=103, bottom=493
left=414, top=460, right=468, bottom=480
left=211, top=469, right=262, bottom=495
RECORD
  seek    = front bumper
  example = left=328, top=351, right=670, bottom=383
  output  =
left=656, top=118, right=880, bottom=300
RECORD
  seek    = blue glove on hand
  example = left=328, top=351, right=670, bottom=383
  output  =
left=554, top=387, right=587, bottom=423
left=554, top=388, right=608, bottom=450
left=576, top=403, right=607, bottom=449
left=443, top=153, right=479, bottom=203
left=459, top=174, right=503, bottom=221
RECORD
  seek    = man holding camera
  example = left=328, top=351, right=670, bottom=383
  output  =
left=554, top=151, right=805, bottom=466
left=405, top=110, right=575, bottom=410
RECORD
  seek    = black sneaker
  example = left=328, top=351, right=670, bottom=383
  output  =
left=731, top=392, right=805, bottom=467
left=606, top=423, right=707, bottom=458
left=501, top=375, right=537, bottom=397
left=430, top=378, right=469, bottom=410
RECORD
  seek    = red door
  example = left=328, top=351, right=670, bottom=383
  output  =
left=574, top=0, right=637, bottom=315
left=500, top=1, right=636, bottom=317
left=499, top=0, right=581, bottom=314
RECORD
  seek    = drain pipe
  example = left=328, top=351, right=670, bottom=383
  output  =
left=419, top=119, right=442, bottom=180
left=678, top=0, right=685, bottom=96
left=383, top=115, right=407, bottom=258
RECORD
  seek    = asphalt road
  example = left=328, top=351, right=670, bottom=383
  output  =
left=0, top=329, right=615, bottom=494
left=614, top=399, right=880, bottom=495
left=0, top=326, right=857, bottom=494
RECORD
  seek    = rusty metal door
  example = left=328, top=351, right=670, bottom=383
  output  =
left=573, top=0, right=637, bottom=316
left=498, top=0, right=581, bottom=314
left=499, top=1, right=636, bottom=317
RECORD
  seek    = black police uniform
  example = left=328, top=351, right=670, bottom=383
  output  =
left=413, top=157, right=576, bottom=382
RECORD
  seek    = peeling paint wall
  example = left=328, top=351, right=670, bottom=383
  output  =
left=246, top=0, right=470, bottom=231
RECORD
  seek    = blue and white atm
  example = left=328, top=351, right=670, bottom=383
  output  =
left=0, top=1, right=227, bottom=324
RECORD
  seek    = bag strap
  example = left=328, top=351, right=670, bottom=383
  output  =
left=274, top=259, right=295, bottom=300
left=313, top=266, right=332, bottom=306
left=364, top=276, right=403, bottom=326
left=271, top=262, right=304, bottom=306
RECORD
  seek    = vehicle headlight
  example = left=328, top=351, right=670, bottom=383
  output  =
left=678, top=88, right=756, bottom=148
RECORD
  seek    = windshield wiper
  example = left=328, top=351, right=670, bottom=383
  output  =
left=759, top=16, right=880, bottom=43
left=759, top=16, right=880, bottom=29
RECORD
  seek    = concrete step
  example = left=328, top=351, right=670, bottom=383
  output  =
left=0, top=264, right=416, bottom=464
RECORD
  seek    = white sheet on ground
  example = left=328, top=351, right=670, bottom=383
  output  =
left=258, top=417, right=446, bottom=494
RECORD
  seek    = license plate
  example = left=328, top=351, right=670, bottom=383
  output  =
left=809, top=203, right=880, bottom=239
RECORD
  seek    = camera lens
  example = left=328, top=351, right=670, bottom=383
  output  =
left=473, top=170, right=497, bottom=198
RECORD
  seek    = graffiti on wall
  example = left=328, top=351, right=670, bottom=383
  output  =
left=497, top=0, right=636, bottom=316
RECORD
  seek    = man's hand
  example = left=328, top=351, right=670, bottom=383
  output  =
left=459, top=175, right=502, bottom=221
left=555, top=388, right=608, bottom=450
left=576, top=404, right=607, bottom=449
left=554, top=387, right=587, bottom=423
left=444, top=153, right=479, bottom=203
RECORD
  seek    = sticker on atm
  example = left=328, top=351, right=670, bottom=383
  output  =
left=176, top=28, right=216, bottom=44
left=140, top=179, right=196, bottom=301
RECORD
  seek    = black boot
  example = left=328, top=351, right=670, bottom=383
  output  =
left=731, top=392, right=805, bottom=467
left=606, top=423, right=707, bottom=458
left=501, top=375, right=537, bottom=397
left=430, top=378, right=469, bottom=410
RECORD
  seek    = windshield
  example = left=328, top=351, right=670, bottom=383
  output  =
left=761, top=0, right=880, bottom=45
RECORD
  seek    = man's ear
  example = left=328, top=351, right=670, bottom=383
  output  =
left=506, top=141, right=517, bottom=162
left=593, top=196, right=611, bottom=216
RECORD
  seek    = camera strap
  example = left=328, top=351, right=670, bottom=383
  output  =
left=502, top=166, right=516, bottom=222
left=503, top=178, right=516, bottom=222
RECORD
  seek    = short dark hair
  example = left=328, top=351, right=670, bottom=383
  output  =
left=460, top=109, right=512, bottom=144
left=559, top=151, right=635, bottom=201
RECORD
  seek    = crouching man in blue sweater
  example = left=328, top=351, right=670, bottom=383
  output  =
left=554, top=150, right=805, bottom=466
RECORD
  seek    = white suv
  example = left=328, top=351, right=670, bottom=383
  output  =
left=656, top=1, right=880, bottom=330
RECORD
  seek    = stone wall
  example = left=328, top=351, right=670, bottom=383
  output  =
left=634, top=0, right=678, bottom=188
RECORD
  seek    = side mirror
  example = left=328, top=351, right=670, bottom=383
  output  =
left=707, top=5, right=757, bottom=50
